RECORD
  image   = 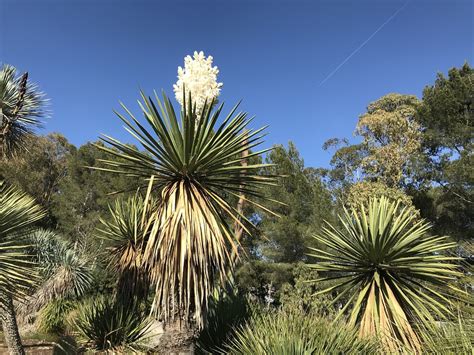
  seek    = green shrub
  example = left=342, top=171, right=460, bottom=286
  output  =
left=73, top=296, right=152, bottom=352
left=37, top=299, right=76, bottom=334
left=421, top=317, right=474, bottom=354
left=197, top=288, right=251, bottom=353
left=224, top=307, right=377, bottom=354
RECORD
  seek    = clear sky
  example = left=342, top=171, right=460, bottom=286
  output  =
left=1, top=0, right=472, bottom=168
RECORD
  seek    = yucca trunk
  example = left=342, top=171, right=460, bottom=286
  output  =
left=233, top=131, right=248, bottom=244
left=0, top=290, right=25, bottom=355
left=159, top=319, right=196, bottom=354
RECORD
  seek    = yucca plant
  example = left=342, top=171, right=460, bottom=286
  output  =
left=98, top=194, right=155, bottom=304
left=224, top=307, right=377, bottom=354
left=0, top=64, right=46, bottom=158
left=308, top=196, right=462, bottom=352
left=73, top=296, right=152, bottom=352
left=18, top=229, right=93, bottom=321
left=95, top=91, right=275, bottom=341
left=0, top=180, right=45, bottom=354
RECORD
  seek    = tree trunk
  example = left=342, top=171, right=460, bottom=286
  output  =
left=157, top=318, right=197, bottom=355
left=0, top=290, right=25, bottom=355
left=232, top=131, right=248, bottom=259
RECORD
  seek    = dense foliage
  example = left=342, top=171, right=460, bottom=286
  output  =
left=224, top=307, right=378, bottom=354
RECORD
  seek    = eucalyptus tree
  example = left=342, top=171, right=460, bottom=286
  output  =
left=323, top=94, right=422, bottom=212
left=308, top=197, right=461, bottom=352
left=0, top=181, right=45, bottom=355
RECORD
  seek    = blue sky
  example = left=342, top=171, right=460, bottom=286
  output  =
left=1, top=0, right=472, bottom=168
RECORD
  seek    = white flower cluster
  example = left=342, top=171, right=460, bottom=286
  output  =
left=173, top=51, right=223, bottom=115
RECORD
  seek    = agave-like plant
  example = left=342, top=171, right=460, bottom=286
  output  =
left=73, top=296, right=152, bottom=352
left=96, top=92, right=275, bottom=330
left=0, top=180, right=44, bottom=354
left=308, top=196, right=462, bottom=352
left=0, top=64, right=46, bottom=158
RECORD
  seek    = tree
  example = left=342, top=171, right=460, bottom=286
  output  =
left=323, top=94, right=422, bottom=212
left=17, top=229, right=94, bottom=325
left=356, top=93, right=421, bottom=187
left=96, top=92, right=274, bottom=352
left=51, top=141, right=141, bottom=246
left=259, top=142, right=333, bottom=262
left=0, top=181, right=45, bottom=355
left=414, top=63, right=473, bottom=239
left=0, top=134, right=73, bottom=226
left=97, top=194, right=155, bottom=305
left=418, top=63, right=473, bottom=155
left=309, top=197, right=461, bottom=352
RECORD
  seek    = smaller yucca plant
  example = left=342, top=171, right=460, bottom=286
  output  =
left=18, top=229, right=93, bottom=320
left=73, top=296, right=152, bottom=352
left=98, top=194, right=155, bottom=303
left=308, top=196, right=462, bottom=352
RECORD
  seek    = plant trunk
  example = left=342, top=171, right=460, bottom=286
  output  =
left=158, top=318, right=197, bottom=355
left=232, top=131, right=248, bottom=258
left=0, top=290, right=25, bottom=355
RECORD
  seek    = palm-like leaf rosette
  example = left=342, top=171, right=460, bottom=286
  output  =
left=0, top=64, right=46, bottom=158
left=98, top=194, right=156, bottom=303
left=96, top=92, right=276, bottom=327
left=308, top=197, right=462, bottom=352
left=0, top=180, right=45, bottom=301
left=17, top=229, right=94, bottom=320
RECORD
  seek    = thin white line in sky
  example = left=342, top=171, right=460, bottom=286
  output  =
left=319, top=0, right=411, bottom=86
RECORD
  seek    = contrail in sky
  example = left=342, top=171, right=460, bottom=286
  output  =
left=320, top=0, right=411, bottom=86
